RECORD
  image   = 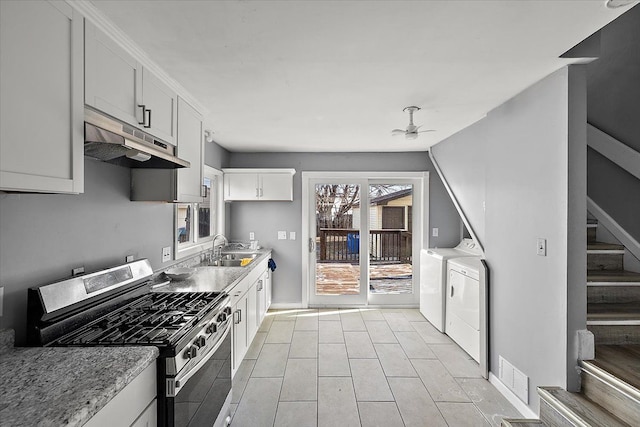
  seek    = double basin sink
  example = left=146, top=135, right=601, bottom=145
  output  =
left=204, top=251, right=258, bottom=268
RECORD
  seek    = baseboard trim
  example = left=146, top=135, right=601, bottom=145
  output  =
left=269, top=303, right=305, bottom=310
left=489, top=373, right=538, bottom=419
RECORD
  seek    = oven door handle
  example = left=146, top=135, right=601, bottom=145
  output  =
left=170, top=320, right=231, bottom=397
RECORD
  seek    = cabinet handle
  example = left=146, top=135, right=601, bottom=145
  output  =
left=255, top=188, right=259, bottom=198
left=257, top=280, right=263, bottom=291
left=202, top=185, right=208, bottom=198
left=259, top=188, right=263, bottom=197
left=137, top=104, right=146, bottom=125
left=451, top=285, right=455, bottom=298
left=238, top=309, right=242, bottom=323
left=144, top=108, right=152, bottom=128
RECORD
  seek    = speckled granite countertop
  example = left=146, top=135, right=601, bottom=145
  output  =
left=0, top=329, right=158, bottom=427
left=153, top=249, right=272, bottom=294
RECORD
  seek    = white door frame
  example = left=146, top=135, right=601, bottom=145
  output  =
left=302, top=171, right=429, bottom=308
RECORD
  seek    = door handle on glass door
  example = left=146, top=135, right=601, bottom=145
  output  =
left=309, top=238, right=315, bottom=253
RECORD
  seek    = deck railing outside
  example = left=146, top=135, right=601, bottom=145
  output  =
left=318, top=228, right=412, bottom=263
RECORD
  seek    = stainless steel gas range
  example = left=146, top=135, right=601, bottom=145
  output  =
left=27, top=259, right=232, bottom=427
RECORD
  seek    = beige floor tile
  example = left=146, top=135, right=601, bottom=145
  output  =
left=274, top=401, right=317, bottom=427
left=412, top=358, right=470, bottom=402
left=259, top=314, right=274, bottom=332
left=319, top=320, right=344, bottom=343
left=358, top=401, right=404, bottom=427
left=294, top=313, right=319, bottom=331
left=375, top=343, right=417, bottom=377
left=289, top=331, right=318, bottom=358
left=383, top=312, right=415, bottom=331
left=365, top=320, right=397, bottom=343
left=394, top=331, right=437, bottom=359
left=317, top=308, right=342, bottom=321
left=265, top=320, right=295, bottom=343
left=388, top=377, right=448, bottom=427
left=344, top=331, right=377, bottom=358
left=245, top=331, right=267, bottom=359
left=458, top=378, right=522, bottom=426
left=231, top=359, right=256, bottom=404
left=252, top=343, right=290, bottom=377
left=430, top=343, right=482, bottom=378
left=360, top=309, right=385, bottom=320
left=280, top=358, right=317, bottom=401
left=401, top=309, right=427, bottom=322
left=410, top=320, right=453, bottom=344
left=319, top=343, right=351, bottom=376
left=318, top=377, right=360, bottom=427
left=437, top=402, right=492, bottom=426
left=340, top=310, right=367, bottom=331
left=350, top=359, right=394, bottom=401
left=232, top=377, right=282, bottom=427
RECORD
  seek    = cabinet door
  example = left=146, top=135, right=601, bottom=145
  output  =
left=260, top=173, right=294, bottom=201
left=142, top=68, right=177, bottom=144
left=225, top=173, right=259, bottom=201
left=247, top=281, right=258, bottom=343
left=257, top=275, right=266, bottom=325
left=85, top=20, right=143, bottom=127
left=0, top=0, right=84, bottom=193
left=176, top=97, right=203, bottom=202
left=265, top=270, right=272, bottom=311
left=232, top=294, right=248, bottom=372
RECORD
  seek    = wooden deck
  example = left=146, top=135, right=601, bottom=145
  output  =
left=315, top=262, right=413, bottom=295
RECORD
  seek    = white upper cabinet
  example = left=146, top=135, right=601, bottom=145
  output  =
left=223, top=169, right=296, bottom=201
left=175, top=97, right=203, bottom=202
left=84, top=20, right=142, bottom=128
left=0, top=0, right=84, bottom=194
left=130, top=97, right=203, bottom=202
left=85, top=21, right=177, bottom=145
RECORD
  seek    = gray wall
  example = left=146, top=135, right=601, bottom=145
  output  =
left=585, top=6, right=640, bottom=243
left=227, top=152, right=461, bottom=305
left=0, top=141, right=230, bottom=345
left=430, top=66, right=587, bottom=411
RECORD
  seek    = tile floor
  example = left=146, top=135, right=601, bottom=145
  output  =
left=230, top=308, right=522, bottom=427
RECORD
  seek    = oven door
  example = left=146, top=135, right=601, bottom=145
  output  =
left=168, top=321, right=232, bottom=427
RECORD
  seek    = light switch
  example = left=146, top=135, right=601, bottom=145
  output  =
left=249, top=232, right=255, bottom=241
left=537, top=238, right=546, bottom=256
left=432, top=228, right=439, bottom=237
left=278, top=231, right=287, bottom=240
left=290, top=231, right=296, bottom=240
left=162, top=246, right=172, bottom=262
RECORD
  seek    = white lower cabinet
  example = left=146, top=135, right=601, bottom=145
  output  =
left=85, top=362, right=157, bottom=427
left=230, top=256, right=271, bottom=377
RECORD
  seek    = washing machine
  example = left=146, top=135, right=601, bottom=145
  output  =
left=445, top=256, right=482, bottom=362
left=419, top=238, right=482, bottom=332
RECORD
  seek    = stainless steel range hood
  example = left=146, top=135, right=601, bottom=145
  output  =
left=84, top=108, right=190, bottom=169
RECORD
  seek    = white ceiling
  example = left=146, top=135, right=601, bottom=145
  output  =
left=89, top=0, right=635, bottom=153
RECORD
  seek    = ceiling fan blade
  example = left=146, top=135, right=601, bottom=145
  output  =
left=391, top=129, right=406, bottom=136
left=417, top=129, right=435, bottom=133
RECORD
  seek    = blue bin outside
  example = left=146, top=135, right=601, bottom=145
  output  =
left=347, top=233, right=360, bottom=254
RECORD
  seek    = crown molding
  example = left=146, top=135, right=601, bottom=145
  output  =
left=66, top=0, right=208, bottom=116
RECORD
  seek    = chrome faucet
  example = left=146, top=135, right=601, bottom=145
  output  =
left=210, top=233, right=229, bottom=261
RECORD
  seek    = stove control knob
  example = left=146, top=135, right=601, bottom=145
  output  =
left=196, top=336, right=207, bottom=347
left=224, top=306, right=232, bottom=316
left=206, top=323, right=218, bottom=334
left=217, top=313, right=227, bottom=322
left=184, top=346, right=197, bottom=359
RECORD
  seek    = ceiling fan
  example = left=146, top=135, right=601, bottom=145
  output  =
left=391, top=106, right=434, bottom=139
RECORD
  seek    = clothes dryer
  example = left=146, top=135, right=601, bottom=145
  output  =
left=419, top=238, right=482, bottom=332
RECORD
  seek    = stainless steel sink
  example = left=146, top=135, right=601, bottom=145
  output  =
left=203, top=252, right=258, bottom=267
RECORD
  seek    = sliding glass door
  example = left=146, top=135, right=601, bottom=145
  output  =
left=304, top=173, right=425, bottom=307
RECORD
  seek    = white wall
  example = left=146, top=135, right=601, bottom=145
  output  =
left=227, top=152, right=461, bottom=305
left=430, top=66, right=587, bottom=412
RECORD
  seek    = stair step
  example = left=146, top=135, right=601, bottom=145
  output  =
left=587, top=270, right=640, bottom=283
left=587, top=303, right=640, bottom=323
left=502, top=419, right=546, bottom=427
left=581, top=345, right=640, bottom=426
left=588, top=252, right=624, bottom=272
left=538, top=387, right=629, bottom=427
left=587, top=242, right=625, bottom=251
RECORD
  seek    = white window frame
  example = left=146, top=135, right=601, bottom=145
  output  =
left=174, top=166, right=225, bottom=260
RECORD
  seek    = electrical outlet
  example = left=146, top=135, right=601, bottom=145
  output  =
left=432, top=227, right=439, bottom=237
left=290, top=231, right=296, bottom=240
left=278, top=231, right=287, bottom=240
left=72, top=266, right=85, bottom=276
left=162, top=246, right=172, bottom=263
left=249, top=232, right=255, bottom=240
left=125, top=255, right=134, bottom=263
left=0, top=286, right=4, bottom=317
left=537, top=238, right=547, bottom=256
